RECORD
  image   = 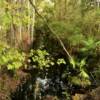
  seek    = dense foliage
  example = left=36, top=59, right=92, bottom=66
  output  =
left=0, top=42, right=25, bottom=71
left=0, top=0, right=100, bottom=100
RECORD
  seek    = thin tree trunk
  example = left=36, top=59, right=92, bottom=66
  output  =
left=31, top=0, right=35, bottom=43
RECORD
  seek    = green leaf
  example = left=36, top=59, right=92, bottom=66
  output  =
left=80, top=58, right=86, bottom=68
left=79, top=70, right=89, bottom=79
left=57, top=58, right=66, bottom=65
left=70, top=57, right=76, bottom=68
left=71, top=76, right=91, bottom=87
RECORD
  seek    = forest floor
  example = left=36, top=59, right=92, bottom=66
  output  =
left=0, top=69, right=100, bottom=100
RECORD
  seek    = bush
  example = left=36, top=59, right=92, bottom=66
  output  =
left=29, top=49, right=66, bottom=70
left=0, top=42, right=25, bottom=71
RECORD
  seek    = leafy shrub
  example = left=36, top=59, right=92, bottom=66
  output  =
left=50, top=21, right=81, bottom=37
left=82, top=9, right=100, bottom=36
left=30, top=49, right=54, bottom=70
left=68, top=34, right=85, bottom=46
left=68, top=57, right=91, bottom=87
left=29, top=49, right=66, bottom=70
left=50, top=21, right=68, bottom=35
left=0, top=42, right=25, bottom=71
left=80, top=36, right=100, bottom=53
left=70, top=76, right=91, bottom=87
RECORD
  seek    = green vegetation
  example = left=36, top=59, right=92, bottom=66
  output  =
left=0, top=0, right=100, bottom=100
left=0, top=42, right=25, bottom=71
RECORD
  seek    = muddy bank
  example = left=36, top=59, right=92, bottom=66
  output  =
left=0, top=70, right=32, bottom=100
